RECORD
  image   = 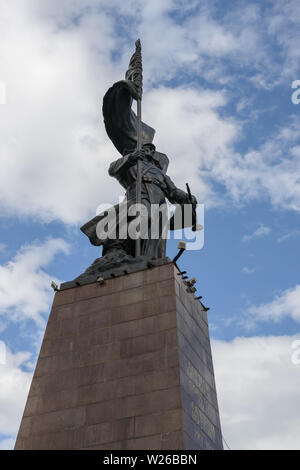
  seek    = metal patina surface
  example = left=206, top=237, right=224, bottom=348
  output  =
left=63, top=41, right=197, bottom=289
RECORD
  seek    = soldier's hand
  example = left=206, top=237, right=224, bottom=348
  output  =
left=190, top=195, right=197, bottom=207
left=128, top=149, right=145, bottom=163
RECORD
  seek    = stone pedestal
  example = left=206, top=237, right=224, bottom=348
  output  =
left=15, top=262, right=223, bottom=450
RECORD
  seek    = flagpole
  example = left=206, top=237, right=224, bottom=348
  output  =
left=124, top=39, right=143, bottom=257
left=134, top=39, right=143, bottom=258
left=135, top=96, right=142, bottom=257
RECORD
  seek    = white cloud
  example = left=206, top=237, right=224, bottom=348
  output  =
left=143, top=86, right=239, bottom=207
left=211, top=118, right=300, bottom=213
left=0, top=348, right=33, bottom=448
left=242, top=267, right=256, bottom=274
left=248, top=284, right=300, bottom=324
left=0, top=0, right=300, bottom=227
left=0, top=238, right=70, bottom=328
left=0, top=80, right=6, bottom=105
left=0, top=1, right=122, bottom=224
left=277, top=229, right=300, bottom=243
left=242, top=225, right=271, bottom=242
left=0, top=237, right=70, bottom=448
left=0, top=438, right=15, bottom=450
left=0, top=0, right=241, bottom=221
left=266, top=0, right=300, bottom=80
left=213, top=334, right=300, bottom=450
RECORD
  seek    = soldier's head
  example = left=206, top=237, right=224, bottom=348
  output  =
left=143, top=143, right=156, bottom=158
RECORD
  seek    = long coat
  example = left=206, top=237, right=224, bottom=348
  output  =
left=81, top=153, right=189, bottom=259
left=81, top=79, right=192, bottom=258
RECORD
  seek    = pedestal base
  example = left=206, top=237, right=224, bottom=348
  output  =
left=15, top=262, right=223, bottom=450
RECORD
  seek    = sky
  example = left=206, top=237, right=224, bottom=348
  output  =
left=0, top=0, right=300, bottom=450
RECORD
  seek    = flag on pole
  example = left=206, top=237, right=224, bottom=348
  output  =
left=125, top=39, right=143, bottom=100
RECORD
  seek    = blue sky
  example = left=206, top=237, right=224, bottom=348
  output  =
left=1, top=0, right=300, bottom=450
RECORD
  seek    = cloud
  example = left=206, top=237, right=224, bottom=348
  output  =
left=277, top=229, right=300, bottom=243
left=0, top=238, right=70, bottom=328
left=210, top=117, right=300, bottom=213
left=0, top=1, right=122, bottom=224
left=143, top=86, right=239, bottom=207
left=0, top=237, right=70, bottom=448
left=212, top=334, right=300, bottom=450
left=241, top=267, right=256, bottom=274
left=242, top=225, right=271, bottom=242
left=0, top=347, right=33, bottom=449
left=0, top=0, right=241, bottom=222
left=1, top=0, right=300, bottom=228
left=266, top=0, right=300, bottom=80
left=26, top=0, right=300, bottom=86
left=0, top=438, right=16, bottom=451
left=248, top=284, right=300, bottom=324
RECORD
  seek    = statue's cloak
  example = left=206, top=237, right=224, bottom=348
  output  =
left=102, top=80, right=169, bottom=172
left=81, top=81, right=170, bottom=246
left=81, top=80, right=193, bottom=248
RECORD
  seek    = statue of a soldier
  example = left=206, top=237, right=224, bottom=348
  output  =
left=107, top=142, right=197, bottom=258
left=76, top=41, right=198, bottom=282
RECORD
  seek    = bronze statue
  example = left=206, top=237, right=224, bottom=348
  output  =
left=66, top=41, right=198, bottom=287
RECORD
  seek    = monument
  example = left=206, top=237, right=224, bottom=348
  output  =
left=15, top=41, right=223, bottom=450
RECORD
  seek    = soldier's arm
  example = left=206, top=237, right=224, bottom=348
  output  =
left=108, top=155, right=131, bottom=178
left=164, top=175, right=197, bottom=206
left=108, top=149, right=145, bottom=178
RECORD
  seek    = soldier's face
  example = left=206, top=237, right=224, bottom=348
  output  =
left=144, top=146, right=155, bottom=158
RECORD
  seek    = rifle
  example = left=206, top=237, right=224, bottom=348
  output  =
left=186, top=183, right=202, bottom=232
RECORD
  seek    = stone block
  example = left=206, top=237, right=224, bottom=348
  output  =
left=15, top=263, right=223, bottom=450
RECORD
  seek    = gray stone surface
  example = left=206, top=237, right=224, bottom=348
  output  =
left=15, top=262, right=223, bottom=450
left=60, top=256, right=171, bottom=290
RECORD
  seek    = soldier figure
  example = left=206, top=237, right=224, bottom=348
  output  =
left=107, top=142, right=197, bottom=260
left=79, top=41, right=198, bottom=277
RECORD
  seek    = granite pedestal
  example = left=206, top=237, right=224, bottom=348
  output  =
left=15, top=262, right=223, bottom=450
